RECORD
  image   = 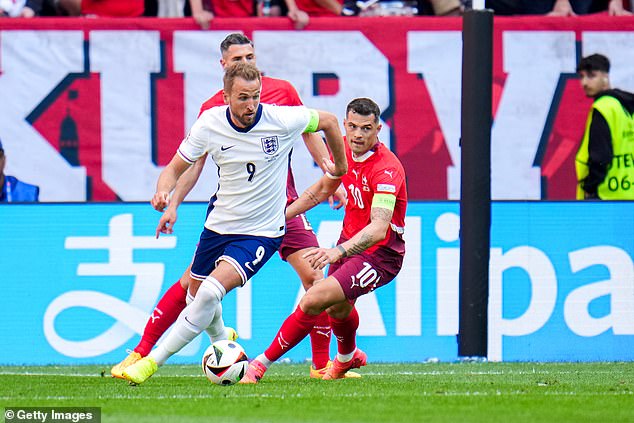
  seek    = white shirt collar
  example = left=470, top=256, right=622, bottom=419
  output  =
left=352, top=149, right=375, bottom=162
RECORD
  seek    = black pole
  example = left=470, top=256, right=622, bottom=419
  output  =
left=458, top=8, right=493, bottom=359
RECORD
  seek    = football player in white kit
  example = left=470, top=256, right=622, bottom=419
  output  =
left=122, top=61, right=347, bottom=384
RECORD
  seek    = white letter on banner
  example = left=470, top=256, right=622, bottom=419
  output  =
left=173, top=31, right=238, bottom=201
left=407, top=32, right=462, bottom=200
left=565, top=247, right=634, bottom=336
left=396, top=216, right=421, bottom=336
left=45, top=214, right=176, bottom=357
left=90, top=31, right=162, bottom=201
left=435, top=212, right=460, bottom=335
left=582, top=32, right=634, bottom=92
left=312, top=217, right=421, bottom=337
left=0, top=31, right=86, bottom=201
left=254, top=31, right=390, bottom=193
left=488, top=246, right=557, bottom=361
left=492, top=31, right=576, bottom=199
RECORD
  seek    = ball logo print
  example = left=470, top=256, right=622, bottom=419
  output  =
left=202, top=340, right=249, bottom=385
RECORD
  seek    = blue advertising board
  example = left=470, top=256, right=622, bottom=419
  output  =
left=0, top=202, right=632, bottom=364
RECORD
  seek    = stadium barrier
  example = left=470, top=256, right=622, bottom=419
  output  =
left=1, top=17, right=633, bottom=202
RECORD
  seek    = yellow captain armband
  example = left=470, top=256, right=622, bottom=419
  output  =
left=372, top=193, right=396, bottom=211
left=304, top=109, right=320, bottom=133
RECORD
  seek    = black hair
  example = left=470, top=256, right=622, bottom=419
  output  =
left=577, top=54, right=610, bottom=74
left=220, top=33, right=253, bottom=53
left=346, top=98, right=381, bottom=123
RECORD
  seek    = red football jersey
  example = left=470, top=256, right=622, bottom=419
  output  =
left=81, top=0, right=144, bottom=16
left=198, top=76, right=304, bottom=203
left=340, top=141, right=407, bottom=254
left=198, top=76, right=303, bottom=114
left=200, top=0, right=254, bottom=17
left=294, top=0, right=343, bottom=16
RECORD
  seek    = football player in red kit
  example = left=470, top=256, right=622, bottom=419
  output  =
left=241, top=97, right=407, bottom=383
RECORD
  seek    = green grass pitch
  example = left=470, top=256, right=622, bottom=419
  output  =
left=1, top=362, right=633, bottom=423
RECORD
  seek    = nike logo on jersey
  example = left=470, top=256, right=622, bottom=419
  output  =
left=221, top=145, right=236, bottom=151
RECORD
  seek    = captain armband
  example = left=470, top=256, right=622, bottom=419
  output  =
left=372, top=193, right=396, bottom=211
left=304, top=109, right=320, bottom=133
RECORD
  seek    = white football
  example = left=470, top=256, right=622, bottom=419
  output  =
left=201, top=340, right=249, bottom=385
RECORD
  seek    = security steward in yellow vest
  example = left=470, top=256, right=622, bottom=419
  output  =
left=575, top=54, right=634, bottom=200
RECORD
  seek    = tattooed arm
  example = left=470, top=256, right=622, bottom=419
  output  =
left=303, top=203, right=394, bottom=270
left=285, top=174, right=342, bottom=220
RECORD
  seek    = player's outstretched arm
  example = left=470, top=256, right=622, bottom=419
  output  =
left=285, top=173, right=341, bottom=219
left=315, top=110, right=347, bottom=178
left=303, top=203, right=393, bottom=270
left=301, top=132, right=347, bottom=209
left=189, top=0, right=215, bottom=29
left=153, top=154, right=207, bottom=237
left=153, top=154, right=192, bottom=236
left=169, top=154, right=207, bottom=210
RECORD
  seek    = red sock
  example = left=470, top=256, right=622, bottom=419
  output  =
left=329, top=306, right=359, bottom=356
left=134, top=280, right=187, bottom=356
left=309, top=311, right=331, bottom=369
left=264, top=306, right=317, bottom=362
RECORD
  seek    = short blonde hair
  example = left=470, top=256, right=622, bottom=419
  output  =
left=223, top=62, right=261, bottom=94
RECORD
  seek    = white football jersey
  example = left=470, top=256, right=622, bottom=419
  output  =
left=177, top=103, right=314, bottom=237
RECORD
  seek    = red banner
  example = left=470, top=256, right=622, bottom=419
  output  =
left=1, top=16, right=633, bottom=201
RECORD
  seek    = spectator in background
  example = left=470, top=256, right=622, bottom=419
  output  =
left=425, top=0, right=463, bottom=15
left=295, top=0, right=343, bottom=16
left=484, top=0, right=631, bottom=15
left=188, top=0, right=309, bottom=30
left=56, top=0, right=145, bottom=16
left=157, top=0, right=186, bottom=16
left=0, top=0, right=56, bottom=16
left=575, top=54, right=634, bottom=200
left=188, top=0, right=254, bottom=29
left=342, top=0, right=461, bottom=16
left=271, top=0, right=310, bottom=29
left=0, top=139, right=40, bottom=202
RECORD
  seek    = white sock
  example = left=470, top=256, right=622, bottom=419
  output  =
left=255, top=353, right=273, bottom=368
left=150, top=277, right=225, bottom=365
left=204, top=302, right=228, bottom=342
left=336, top=348, right=357, bottom=363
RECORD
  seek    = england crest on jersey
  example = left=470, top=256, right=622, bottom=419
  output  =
left=261, top=136, right=279, bottom=155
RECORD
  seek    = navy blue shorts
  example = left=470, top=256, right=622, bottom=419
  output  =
left=190, top=228, right=283, bottom=286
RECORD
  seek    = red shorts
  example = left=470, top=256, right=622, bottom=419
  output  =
left=328, top=247, right=404, bottom=301
left=279, top=213, right=319, bottom=261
